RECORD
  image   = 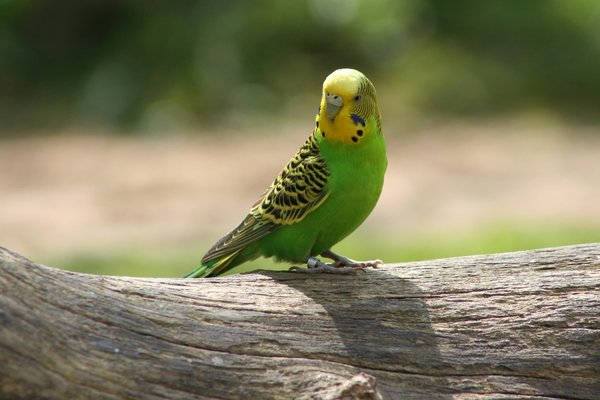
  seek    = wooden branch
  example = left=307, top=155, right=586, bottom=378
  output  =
left=1, top=244, right=599, bottom=399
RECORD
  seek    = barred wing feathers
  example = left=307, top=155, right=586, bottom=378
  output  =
left=201, top=133, right=329, bottom=264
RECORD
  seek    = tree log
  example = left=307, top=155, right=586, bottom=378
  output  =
left=1, top=244, right=599, bottom=400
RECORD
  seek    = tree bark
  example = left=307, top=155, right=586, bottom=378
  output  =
left=1, top=244, right=599, bottom=400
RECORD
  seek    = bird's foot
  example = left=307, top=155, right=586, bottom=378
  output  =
left=289, top=257, right=361, bottom=274
left=321, top=250, right=382, bottom=270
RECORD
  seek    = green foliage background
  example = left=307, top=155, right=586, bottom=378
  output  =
left=2, top=0, right=600, bottom=132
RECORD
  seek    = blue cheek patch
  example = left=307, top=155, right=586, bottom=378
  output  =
left=351, top=113, right=366, bottom=127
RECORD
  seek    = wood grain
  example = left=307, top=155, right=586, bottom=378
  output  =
left=1, top=244, right=599, bottom=399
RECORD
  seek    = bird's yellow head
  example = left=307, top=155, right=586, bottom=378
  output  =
left=316, top=68, right=381, bottom=145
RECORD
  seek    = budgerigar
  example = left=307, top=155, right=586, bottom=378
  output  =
left=184, top=68, right=387, bottom=278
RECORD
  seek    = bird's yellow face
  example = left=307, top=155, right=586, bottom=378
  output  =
left=316, top=68, right=381, bottom=145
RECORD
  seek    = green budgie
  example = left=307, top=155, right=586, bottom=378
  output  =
left=185, top=68, right=387, bottom=277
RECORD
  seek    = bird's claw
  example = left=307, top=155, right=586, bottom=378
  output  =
left=289, top=265, right=363, bottom=274
left=289, top=256, right=372, bottom=275
left=331, top=259, right=382, bottom=269
left=319, top=250, right=383, bottom=271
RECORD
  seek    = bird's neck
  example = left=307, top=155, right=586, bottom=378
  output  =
left=316, top=111, right=376, bottom=145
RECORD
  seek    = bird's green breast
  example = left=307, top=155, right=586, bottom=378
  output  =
left=314, top=127, right=387, bottom=248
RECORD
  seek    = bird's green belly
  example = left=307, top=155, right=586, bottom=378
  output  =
left=258, top=161, right=384, bottom=262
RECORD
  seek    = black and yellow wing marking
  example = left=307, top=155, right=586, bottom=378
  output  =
left=201, top=133, right=329, bottom=265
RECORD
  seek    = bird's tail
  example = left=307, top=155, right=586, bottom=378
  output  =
left=183, top=250, right=241, bottom=278
left=183, top=264, right=210, bottom=278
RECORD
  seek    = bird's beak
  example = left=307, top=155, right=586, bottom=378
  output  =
left=326, top=93, right=344, bottom=121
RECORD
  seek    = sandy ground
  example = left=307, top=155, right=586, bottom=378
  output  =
left=1, top=120, right=599, bottom=261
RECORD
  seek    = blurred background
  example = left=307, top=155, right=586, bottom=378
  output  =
left=1, top=0, right=599, bottom=277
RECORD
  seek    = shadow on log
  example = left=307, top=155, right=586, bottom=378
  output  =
left=1, top=244, right=599, bottom=399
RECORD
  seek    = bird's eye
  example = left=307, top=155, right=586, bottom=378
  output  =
left=354, top=95, right=362, bottom=102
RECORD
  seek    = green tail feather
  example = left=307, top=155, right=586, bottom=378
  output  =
left=183, top=264, right=210, bottom=278
left=183, top=250, right=242, bottom=278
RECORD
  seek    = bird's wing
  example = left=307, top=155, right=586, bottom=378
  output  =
left=201, top=133, right=329, bottom=264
